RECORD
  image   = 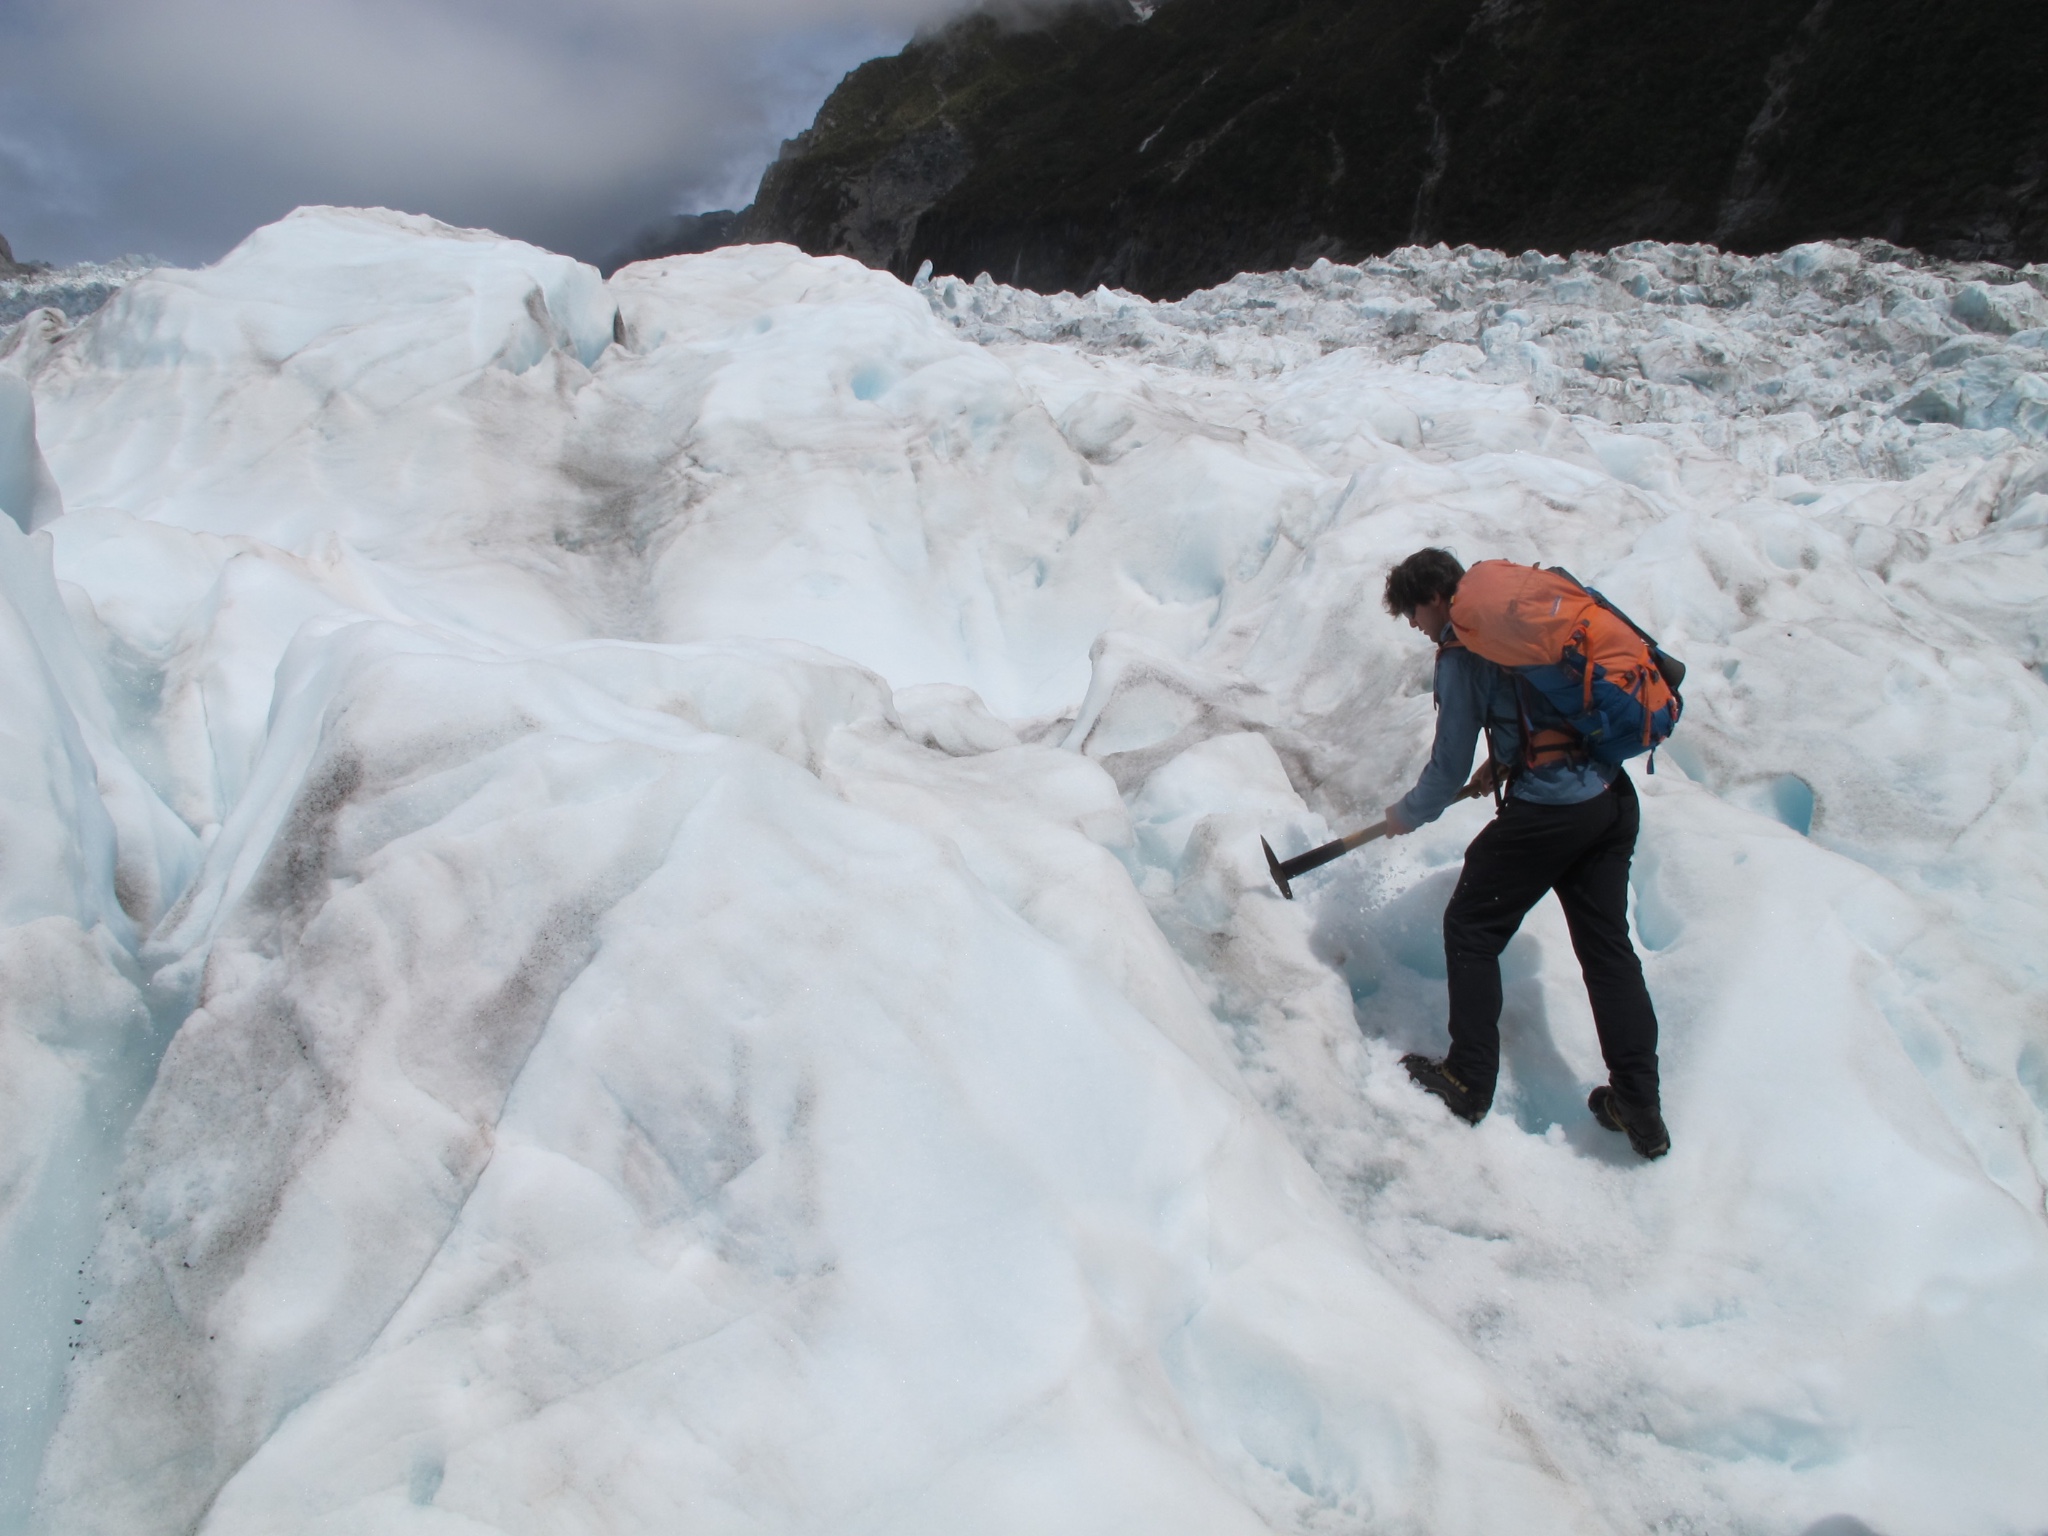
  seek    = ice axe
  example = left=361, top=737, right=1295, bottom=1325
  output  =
left=1261, top=779, right=1487, bottom=899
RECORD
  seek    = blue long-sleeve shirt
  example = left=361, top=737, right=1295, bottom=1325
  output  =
left=1393, top=625, right=1614, bottom=830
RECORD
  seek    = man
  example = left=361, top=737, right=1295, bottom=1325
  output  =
left=1380, top=547, right=1669, bottom=1159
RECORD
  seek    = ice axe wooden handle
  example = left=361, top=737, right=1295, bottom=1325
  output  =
left=1260, top=825, right=1384, bottom=900
left=1260, top=780, right=1487, bottom=899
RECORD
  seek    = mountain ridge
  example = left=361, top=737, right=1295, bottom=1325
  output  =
left=613, top=0, right=2048, bottom=298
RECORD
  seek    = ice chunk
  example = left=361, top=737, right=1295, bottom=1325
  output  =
left=892, top=681, right=1021, bottom=754
left=1951, top=280, right=2048, bottom=336
left=0, top=370, right=63, bottom=533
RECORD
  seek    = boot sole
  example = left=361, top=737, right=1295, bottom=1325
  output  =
left=1588, top=1086, right=1670, bottom=1159
left=1404, top=1054, right=1488, bottom=1124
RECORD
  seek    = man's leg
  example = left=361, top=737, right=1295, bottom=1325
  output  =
left=1440, top=799, right=1601, bottom=1104
left=1553, top=772, right=1661, bottom=1111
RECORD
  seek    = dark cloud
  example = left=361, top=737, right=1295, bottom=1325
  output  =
left=0, top=0, right=970, bottom=267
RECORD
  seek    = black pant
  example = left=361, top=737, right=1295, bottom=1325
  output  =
left=1441, top=770, right=1660, bottom=1109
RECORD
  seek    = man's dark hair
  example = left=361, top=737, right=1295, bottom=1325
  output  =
left=1383, top=548, right=1466, bottom=617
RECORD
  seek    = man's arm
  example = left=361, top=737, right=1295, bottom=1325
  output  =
left=1385, top=650, right=1489, bottom=834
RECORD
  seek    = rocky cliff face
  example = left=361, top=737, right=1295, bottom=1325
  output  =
left=628, top=0, right=2048, bottom=297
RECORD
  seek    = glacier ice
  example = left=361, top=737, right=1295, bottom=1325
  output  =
left=0, top=372, right=63, bottom=534
left=2, top=206, right=2046, bottom=1534
left=0, top=257, right=156, bottom=332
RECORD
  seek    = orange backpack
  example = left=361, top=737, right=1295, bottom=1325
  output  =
left=1447, top=561, right=1685, bottom=769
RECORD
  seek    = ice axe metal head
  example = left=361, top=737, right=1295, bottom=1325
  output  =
left=1261, top=819, right=1401, bottom=899
left=1261, top=837, right=1294, bottom=900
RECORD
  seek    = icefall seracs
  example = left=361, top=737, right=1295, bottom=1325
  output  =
left=926, top=239, right=2048, bottom=488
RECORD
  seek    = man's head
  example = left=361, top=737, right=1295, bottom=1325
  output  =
left=1383, top=548, right=1465, bottom=636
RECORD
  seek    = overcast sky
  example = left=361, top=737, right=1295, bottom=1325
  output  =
left=1, top=0, right=974, bottom=268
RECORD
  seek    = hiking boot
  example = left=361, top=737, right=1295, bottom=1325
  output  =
left=1402, top=1054, right=1489, bottom=1124
left=1588, top=1085, right=1670, bottom=1159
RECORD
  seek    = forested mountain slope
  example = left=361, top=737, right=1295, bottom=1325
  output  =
left=628, top=0, right=2048, bottom=297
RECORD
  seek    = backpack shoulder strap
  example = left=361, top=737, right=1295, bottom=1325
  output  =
left=1429, top=631, right=1465, bottom=709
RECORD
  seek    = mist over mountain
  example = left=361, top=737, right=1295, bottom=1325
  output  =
left=617, top=0, right=2048, bottom=296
